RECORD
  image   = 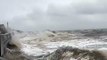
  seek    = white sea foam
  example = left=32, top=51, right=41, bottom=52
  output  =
left=13, top=30, right=107, bottom=56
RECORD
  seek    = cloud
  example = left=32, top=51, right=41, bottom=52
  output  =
left=1, top=0, right=107, bottom=31
left=73, top=1, right=107, bottom=14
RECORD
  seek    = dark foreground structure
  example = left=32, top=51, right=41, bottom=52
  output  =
left=0, top=24, right=11, bottom=60
left=45, top=47, right=107, bottom=60
left=34, top=47, right=107, bottom=60
left=0, top=24, right=30, bottom=60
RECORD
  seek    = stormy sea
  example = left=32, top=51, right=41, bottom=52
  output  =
left=5, top=29, right=107, bottom=60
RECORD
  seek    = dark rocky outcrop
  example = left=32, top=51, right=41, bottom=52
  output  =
left=37, top=46, right=107, bottom=60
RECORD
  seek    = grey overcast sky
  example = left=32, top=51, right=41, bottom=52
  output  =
left=0, top=0, right=107, bottom=31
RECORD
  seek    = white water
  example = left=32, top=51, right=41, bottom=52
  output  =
left=13, top=31, right=107, bottom=57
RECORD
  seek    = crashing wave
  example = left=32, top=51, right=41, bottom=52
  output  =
left=38, top=46, right=107, bottom=60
